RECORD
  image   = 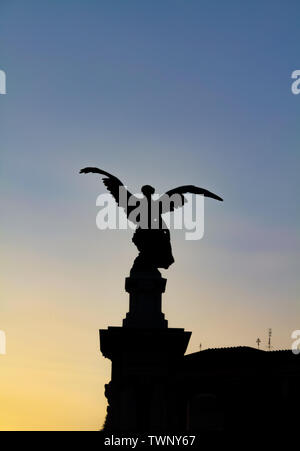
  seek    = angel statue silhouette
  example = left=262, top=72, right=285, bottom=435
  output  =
left=80, top=167, right=223, bottom=275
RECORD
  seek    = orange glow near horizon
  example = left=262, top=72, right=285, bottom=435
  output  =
left=1, top=240, right=298, bottom=430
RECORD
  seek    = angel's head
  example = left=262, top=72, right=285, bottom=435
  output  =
left=141, top=185, right=155, bottom=197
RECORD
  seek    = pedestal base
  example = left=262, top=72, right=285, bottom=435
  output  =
left=123, top=272, right=168, bottom=328
left=100, top=326, right=191, bottom=432
left=100, top=270, right=191, bottom=431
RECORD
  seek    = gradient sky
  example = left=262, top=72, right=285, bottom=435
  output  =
left=1, top=0, right=299, bottom=430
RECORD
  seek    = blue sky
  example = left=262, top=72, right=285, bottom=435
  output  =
left=0, top=0, right=299, bottom=429
left=1, top=0, right=299, bottom=220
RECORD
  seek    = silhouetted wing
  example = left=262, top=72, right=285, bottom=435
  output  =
left=80, top=167, right=139, bottom=219
left=159, top=185, right=223, bottom=213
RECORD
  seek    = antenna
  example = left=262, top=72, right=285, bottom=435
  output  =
left=267, top=328, right=272, bottom=351
left=256, top=338, right=261, bottom=349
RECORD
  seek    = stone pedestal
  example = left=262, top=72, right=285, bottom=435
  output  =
left=123, top=272, right=168, bottom=328
left=100, top=272, right=191, bottom=432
